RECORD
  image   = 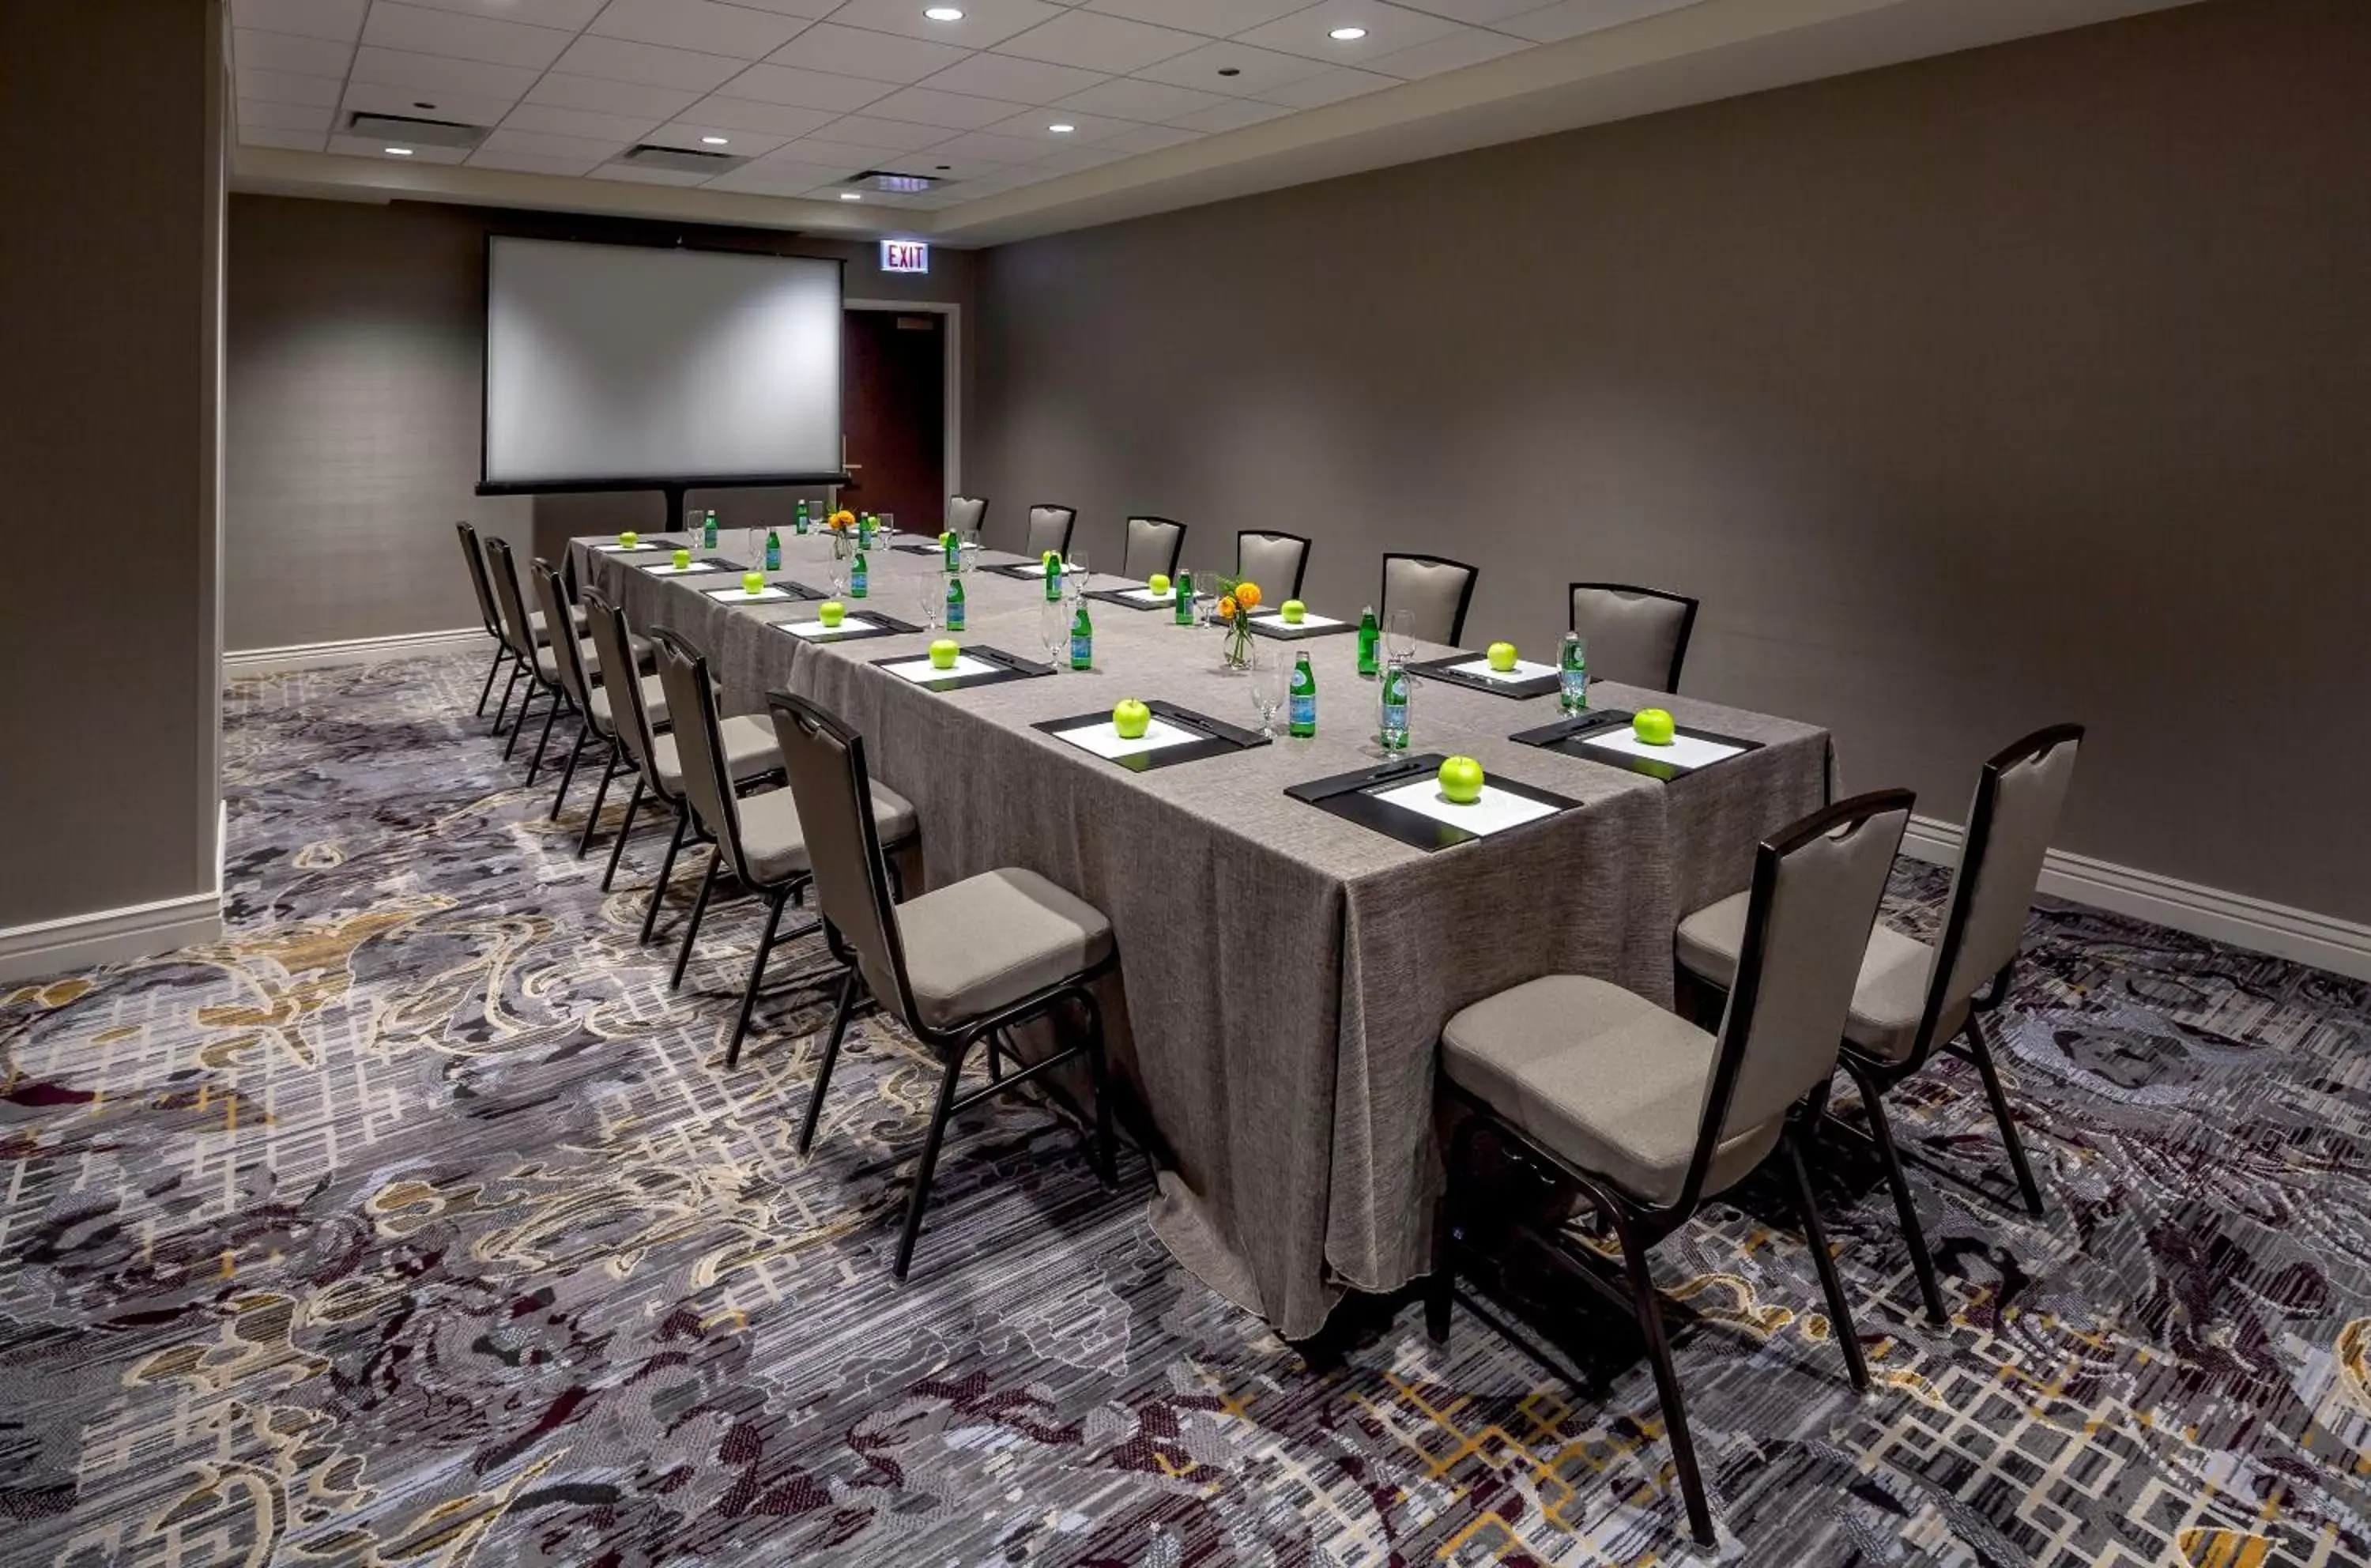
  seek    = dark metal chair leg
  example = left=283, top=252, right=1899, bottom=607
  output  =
left=1427, top=1117, right=1481, bottom=1348
left=601, top=775, right=644, bottom=891
left=892, top=1047, right=971, bottom=1282
left=1078, top=993, right=1117, bottom=1187
left=1782, top=1129, right=1870, bottom=1392
left=671, top=848, right=719, bottom=990
left=1965, top=1014, right=2045, bottom=1216
left=797, top=967, right=859, bottom=1156
left=549, top=722, right=590, bottom=819
left=577, top=741, right=620, bottom=856
left=1847, top=1061, right=1950, bottom=1326
left=504, top=684, right=539, bottom=759
left=1617, top=1234, right=1715, bottom=1548
left=491, top=662, right=522, bottom=733
left=725, top=890, right=787, bottom=1069
left=475, top=645, right=504, bottom=715
left=640, top=805, right=690, bottom=944
left=525, top=695, right=564, bottom=784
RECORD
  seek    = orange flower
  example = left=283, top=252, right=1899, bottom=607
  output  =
left=827, top=509, right=856, bottom=530
left=1234, top=581, right=1261, bottom=610
left=1217, top=595, right=1238, bottom=620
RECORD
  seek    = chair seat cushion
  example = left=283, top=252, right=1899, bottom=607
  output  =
left=525, top=605, right=589, bottom=645
left=1441, top=974, right=1780, bottom=1205
left=895, top=869, right=1114, bottom=1032
left=734, top=779, right=916, bottom=888
left=587, top=673, right=671, bottom=731
left=650, top=714, right=778, bottom=795
left=1675, top=892, right=1961, bottom=1065
left=534, top=635, right=653, bottom=685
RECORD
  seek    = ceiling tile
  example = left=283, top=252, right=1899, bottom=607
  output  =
left=764, top=22, right=970, bottom=84
left=1162, top=94, right=1292, bottom=131
left=548, top=33, right=748, bottom=90
left=703, top=158, right=858, bottom=194
left=586, top=162, right=718, bottom=184
left=775, top=134, right=925, bottom=168
left=1359, top=24, right=1529, bottom=76
left=1095, top=120, right=1201, bottom=153
left=479, top=126, right=631, bottom=160
left=236, top=67, right=348, bottom=108
left=925, top=129, right=1071, bottom=164
left=979, top=107, right=1136, bottom=145
left=350, top=45, right=544, bottom=101
left=1389, top=0, right=1556, bottom=20
left=523, top=72, right=702, bottom=118
left=588, top=0, right=812, bottom=61
left=1084, top=0, right=1308, bottom=32
left=702, top=0, right=839, bottom=16
left=234, top=28, right=356, bottom=77
left=499, top=101, right=665, bottom=141
left=916, top=51, right=1108, bottom=105
left=1232, top=2, right=1464, bottom=63
left=473, top=147, right=613, bottom=174
left=396, top=0, right=610, bottom=27
left=643, top=120, right=795, bottom=156
left=343, top=78, right=521, bottom=126
left=996, top=10, right=1205, bottom=73
left=360, top=2, right=576, bottom=69
left=819, top=0, right=1060, bottom=50
left=1052, top=75, right=1227, bottom=122
left=1130, top=39, right=1328, bottom=96
left=231, top=0, right=366, bottom=43
left=862, top=85, right=1031, bottom=131
left=676, top=96, right=840, bottom=135
left=1023, top=142, right=1131, bottom=172
left=894, top=152, right=1011, bottom=179
left=239, top=126, right=331, bottom=152
left=1250, top=62, right=1397, bottom=105
left=240, top=97, right=337, bottom=131
left=716, top=61, right=895, bottom=112
left=1495, top=0, right=1701, bottom=43
left=808, top=114, right=953, bottom=151
left=329, top=133, right=470, bottom=162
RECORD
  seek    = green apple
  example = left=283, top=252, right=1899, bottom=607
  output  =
left=671, top=548, right=692, bottom=570
left=818, top=601, right=846, bottom=628
left=1487, top=641, right=1519, bottom=673
left=929, top=638, right=960, bottom=669
left=1633, top=707, right=1677, bottom=745
left=1042, top=550, right=1061, bottom=573
left=1280, top=599, right=1307, bottom=624
left=940, top=530, right=955, bottom=547
left=1113, top=698, right=1152, bottom=739
left=619, top=530, right=639, bottom=548
left=742, top=571, right=766, bottom=595
left=1438, top=755, right=1486, bottom=805
left=1148, top=573, right=1170, bottom=597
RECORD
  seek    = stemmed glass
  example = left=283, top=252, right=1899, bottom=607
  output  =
left=959, top=530, right=981, bottom=576
left=1193, top=564, right=1222, bottom=626
left=1383, top=609, right=1417, bottom=665
left=1039, top=599, right=1071, bottom=669
left=1064, top=547, right=1089, bottom=602
left=910, top=561, right=941, bottom=633
left=877, top=513, right=899, bottom=555
left=1248, top=652, right=1287, bottom=741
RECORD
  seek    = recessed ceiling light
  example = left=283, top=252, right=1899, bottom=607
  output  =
left=701, top=135, right=729, bottom=145
left=924, top=6, right=963, bottom=20
left=1047, top=122, right=1075, bottom=134
left=839, top=190, right=863, bottom=201
left=1329, top=25, right=1367, bottom=40
left=386, top=146, right=414, bottom=156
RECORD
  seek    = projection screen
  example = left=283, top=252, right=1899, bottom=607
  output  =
left=482, top=238, right=842, bottom=489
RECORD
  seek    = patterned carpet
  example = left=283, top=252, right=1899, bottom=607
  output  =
left=3, top=650, right=2367, bottom=1567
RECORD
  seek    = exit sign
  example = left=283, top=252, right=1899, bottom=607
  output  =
left=880, top=239, right=929, bottom=274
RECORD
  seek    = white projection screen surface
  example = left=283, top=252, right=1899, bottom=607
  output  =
left=483, top=238, right=842, bottom=488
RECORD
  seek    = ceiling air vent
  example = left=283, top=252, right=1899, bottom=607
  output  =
left=852, top=169, right=942, bottom=194
left=345, top=111, right=486, bottom=149
left=619, top=143, right=750, bottom=175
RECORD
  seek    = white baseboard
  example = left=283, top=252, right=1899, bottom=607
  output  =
left=0, top=890, right=224, bottom=986
left=1902, top=814, right=2371, bottom=983
left=224, top=626, right=484, bottom=677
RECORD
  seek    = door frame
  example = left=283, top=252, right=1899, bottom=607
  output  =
left=845, top=297, right=961, bottom=499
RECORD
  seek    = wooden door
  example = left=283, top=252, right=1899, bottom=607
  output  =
left=841, top=309, right=945, bottom=533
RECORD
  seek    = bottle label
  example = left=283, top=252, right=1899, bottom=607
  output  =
left=705, top=519, right=718, bottom=546
left=1175, top=583, right=1193, bottom=623
left=1290, top=694, right=1316, bottom=729
left=1070, top=634, right=1091, bottom=667
left=946, top=585, right=965, bottom=631
left=850, top=567, right=867, bottom=597
left=765, top=543, right=780, bottom=570
left=1561, top=665, right=1588, bottom=708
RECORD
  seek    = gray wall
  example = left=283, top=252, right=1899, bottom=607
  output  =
left=225, top=196, right=975, bottom=650
left=972, top=0, right=2371, bottom=925
left=0, top=0, right=223, bottom=930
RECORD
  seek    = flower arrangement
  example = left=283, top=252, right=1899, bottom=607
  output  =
left=826, top=508, right=858, bottom=559
left=1215, top=578, right=1261, bottom=669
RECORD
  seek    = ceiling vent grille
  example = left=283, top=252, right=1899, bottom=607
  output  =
left=345, top=111, right=486, bottom=149
left=620, top=143, right=750, bottom=175
left=853, top=168, right=942, bottom=194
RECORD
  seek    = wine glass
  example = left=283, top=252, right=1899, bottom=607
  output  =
left=1064, top=547, right=1089, bottom=601
left=1039, top=600, right=1070, bottom=669
left=959, top=530, right=981, bottom=575
left=1194, top=565, right=1223, bottom=626
left=878, top=512, right=899, bottom=554
left=1383, top=609, right=1417, bottom=665
left=1248, top=653, right=1287, bottom=741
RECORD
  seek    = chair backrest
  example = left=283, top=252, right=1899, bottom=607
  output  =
left=583, top=588, right=662, bottom=778
left=1123, top=516, right=1186, bottom=581
left=1381, top=552, right=1480, bottom=645
left=1025, top=504, right=1076, bottom=561
left=650, top=629, right=754, bottom=882
left=767, top=690, right=922, bottom=1033
left=530, top=560, right=597, bottom=719
left=481, top=537, right=539, bottom=663
left=1916, top=726, right=2084, bottom=1050
left=1236, top=530, right=1310, bottom=601
left=947, top=495, right=988, bottom=536
left=456, top=522, right=501, bottom=636
left=1568, top=582, right=1699, bottom=692
left=1687, top=789, right=1914, bottom=1201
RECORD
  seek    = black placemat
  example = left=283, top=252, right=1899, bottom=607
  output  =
left=704, top=579, right=835, bottom=608
left=1031, top=700, right=1268, bottom=772
left=592, top=536, right=695, bottom=554
left=637, top=556, right=741, bottom=575
left=1285, top=753, right=1582, bottom=851
left=890, top=541, right=950, bottom=557
left=1246, top=609, right=1358, bottom=641
left=870, top=644, right=1052, bottom=693
left=1510, top=709, right=1764, bottom=782
left=773, top=610, right=921, bottom=646
left=1084, top=586, right=1187, bottom=613
left=1406, top=654, right=1562, bottom=701
left=983, top=562, right=1076, bottom=586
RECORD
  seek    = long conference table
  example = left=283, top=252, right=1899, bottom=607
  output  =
left=571, top=529, right=1834, bottom=1340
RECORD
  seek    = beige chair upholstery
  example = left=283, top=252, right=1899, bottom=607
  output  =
left=1121, top=517, right=1186, bottom=582
left=1024, top=504, right=1076, bottom=561
left=586, top=673, right=673, bottom=732
left=1569, top=583, right=1697, bottom=692
left=895, top=869, right=1114, bottom=1031
left=733, top=778, right=916, bottom=886
left=457, top=521, right=503, bottom=638
left=1236, top=531, right=1310, bottom=601
left=1677, top=894, right=1959, bottom=1065
left=1381, top=553, right=1477, bottom=645
left=647, top=714, right=777, bottom=796
left=526, top=606, right=587, bottom=644
left=947, top=495, right=988, bottom=535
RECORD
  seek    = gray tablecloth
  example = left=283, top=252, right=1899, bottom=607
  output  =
left=570, top=531, right=1834, bottom=1337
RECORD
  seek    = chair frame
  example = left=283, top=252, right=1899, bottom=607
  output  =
left=455, top=522, right=515, bottom=722
left=1124, top=515, right=1188, bottom=582
left=530, top=560, right=612, bottom=827
left=947, top=494, right=990, bottom=537
left=1566, top=581, right=1702, bottom=693
left=482, top=538, right=575, bottom=779
left=1427, top=788, right=1913, bottom=1548
left=1235, top=529, right=1311, bottom=601
left=1024, top=503, right=1077, bottom=562
left=1380, top=551, right=1480, bottom=646
left=769, top=691, right=1118, bottom=1283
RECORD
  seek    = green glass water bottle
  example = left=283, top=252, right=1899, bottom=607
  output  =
left=1174, top=569, right=1193, bottom=625
left=763, top=525, right=780, bottom=571
left=794, top=499, right=811, bottom=536
left=859, top=512, right=875, bottom=550
left=943, top=529, right=960, bottom=571
left=1559, top=631, right=1589, bottom=714
left=1380, top=662, right=1410, bottom=751
left=703, top=509, right=719, bottom=549
left=945, top=573, right=965, bottom=632
left=1356, top=605, right=1379, bottom=677
left=1069, top=598, right=1093, bottom=670
left=850, top=547, right=868, bottom=598
left=1288, top=651, right=1317, bottom=737
left=1044, top=554, right=1064, bottom=603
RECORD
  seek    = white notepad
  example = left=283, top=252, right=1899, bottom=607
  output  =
left=705, top=585, right=800, bottom=605
left=1254, top=611, right=1348, bottom=631
left=645, top=561, right=724, bottom=576
left=1580, top=729, right=1746, bottom=770
left=1447, top=658, right=1556, bottom=684
left=1371, top=779, right=1561, bottom=835
left=778, top=616, right=878, bottom=639
left=1012, top=560, right=1076, bottom=579
left=1047, top=716, right=1208, bottom=760
left=1118, top=586, right=1179, bottom=605
left=884, top=654, right=1000, bottom=684
left=596, top=541, right=670, bottom=553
